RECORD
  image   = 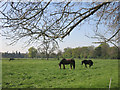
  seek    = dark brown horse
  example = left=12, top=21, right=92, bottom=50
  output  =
left=81, top=60, right=93, bottom=68
left=59, top=58, right=75, bottom=69
left=9, top=58, right=15, bottom=61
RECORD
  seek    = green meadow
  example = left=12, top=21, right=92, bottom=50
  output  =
left=2, top=58, right=118, bottom=88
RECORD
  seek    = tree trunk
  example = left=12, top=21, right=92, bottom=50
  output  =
left=46, top=54, right=49, bottom=60
left=118, top=47, right=120, bottom=59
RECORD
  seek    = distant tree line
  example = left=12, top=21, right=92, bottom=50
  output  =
left=28, top=47, right=61, bottom=59
left=62, top=43, right=118, bottom=59
left=2, top=51, right=28, bottom=58
left=2, top=43, right=119, bottom=59
left=28, top=43, right=118, bottom=59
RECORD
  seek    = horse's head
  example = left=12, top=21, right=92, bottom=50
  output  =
left=81, top=62, right=83, bottom=65
left=81, top=61, right=84, bottom=65
left=59, top=63, right=61, bottom=69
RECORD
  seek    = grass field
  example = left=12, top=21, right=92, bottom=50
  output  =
left=2, top=58, right=118, bottom=88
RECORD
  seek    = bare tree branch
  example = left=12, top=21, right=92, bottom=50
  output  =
left=0, top=1, right=119, bottom=48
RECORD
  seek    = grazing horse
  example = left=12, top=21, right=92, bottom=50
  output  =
left=59, top=58, right=75, bottom=69
left=9, top=58, right=15, bottom=61
left=81, top=60, right=93, bottom=68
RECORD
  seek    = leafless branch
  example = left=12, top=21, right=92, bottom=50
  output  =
left=0, top=1, right=119, bottom=47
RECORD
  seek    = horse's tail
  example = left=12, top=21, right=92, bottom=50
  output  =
left=91, top=61, right=93, bottom=66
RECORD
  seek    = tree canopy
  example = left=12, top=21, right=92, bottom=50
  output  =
left=28, top=47, right=37, bottom=58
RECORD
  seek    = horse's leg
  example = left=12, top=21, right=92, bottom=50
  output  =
left=73, top=62, right=75, bottom=69
left=70, top=64, right=72, bottom=69
left=63, top=64, right=65, bottom=69
left=59, top=66, right=61, bottom=69
left=85, top=64, right=87, bottom=68
left=59, top=64, right=61, bottom=69
left=89, top=64, right=91, bottom=68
